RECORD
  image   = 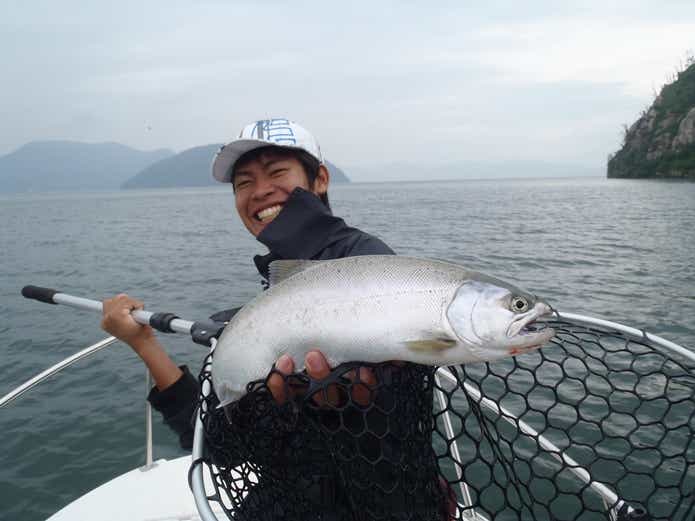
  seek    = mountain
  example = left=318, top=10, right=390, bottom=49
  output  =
left=122, top=144, right=350, bottom=188
left=0, top=141, right=173, bottom=193
left=323, top=161, right=350, bottom=183
left=607, top=61, right=695, bottom=179
left=122, top=144, right=221, bottom=188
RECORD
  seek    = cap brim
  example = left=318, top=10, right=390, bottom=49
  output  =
left=212, top=139, right=278, bottom=183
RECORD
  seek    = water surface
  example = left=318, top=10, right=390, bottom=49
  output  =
left=1, top=177, right=693, bottom=520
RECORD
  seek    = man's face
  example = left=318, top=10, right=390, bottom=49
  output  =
left=233, top=150, right=329, bottom=237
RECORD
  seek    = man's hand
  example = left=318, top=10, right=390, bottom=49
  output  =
left=101, top=293, right=182, bottom=390
left=268, top=350, right=376, bottom=407
left=101, top=293, right=156, bottom=350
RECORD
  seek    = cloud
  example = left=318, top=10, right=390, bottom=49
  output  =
left=1, top=1, right=693, bottom=171
left=466, top=19, right=695, bottom=97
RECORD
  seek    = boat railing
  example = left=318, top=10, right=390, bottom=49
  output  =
left=0, top=335, right=157, bottom=470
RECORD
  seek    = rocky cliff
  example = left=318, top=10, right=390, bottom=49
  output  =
left=607, top=62, right=695, bottom=179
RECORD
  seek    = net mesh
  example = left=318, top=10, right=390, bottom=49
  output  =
left=192, top=318, right=695, bottom=521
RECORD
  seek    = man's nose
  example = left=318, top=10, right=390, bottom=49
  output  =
left=251, top=177, right=275, bottom=199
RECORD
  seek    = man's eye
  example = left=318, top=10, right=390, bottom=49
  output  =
left=235, top=180, right=251, bottom=190
left=270, top=169, right=287, bottom=176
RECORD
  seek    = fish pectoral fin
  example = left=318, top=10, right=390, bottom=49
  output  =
left=404, top=337, right=457, bottom=352
left=268, top=260, right=323, bottom=286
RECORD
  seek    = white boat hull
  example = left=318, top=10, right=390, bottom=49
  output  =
left=46, top=456, right=224, bottom=521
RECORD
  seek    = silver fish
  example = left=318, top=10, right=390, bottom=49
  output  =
left=212, top=256, right=555, bottom=406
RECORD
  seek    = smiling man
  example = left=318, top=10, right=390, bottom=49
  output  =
left=231, top=147, right=328, bottom=235
left=214, top=119, right=392, bottom=269
left=217, top=121, right=331, bottom=236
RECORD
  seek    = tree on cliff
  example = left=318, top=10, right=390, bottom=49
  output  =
left=607, top=54, right=695, bottom=179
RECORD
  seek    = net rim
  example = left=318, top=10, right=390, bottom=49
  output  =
left=550, top=311, right=694, bottom=363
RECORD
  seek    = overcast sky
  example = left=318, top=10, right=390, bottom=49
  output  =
left=2, top=1, right=694, bottom=174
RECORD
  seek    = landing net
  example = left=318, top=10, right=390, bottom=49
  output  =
left=191, top=316, right=695, bottom=521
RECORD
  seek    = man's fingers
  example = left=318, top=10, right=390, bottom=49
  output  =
left=305, top=351, right=330, bottom=379
left=269, top=352, right=382, bottom=408
left=103, top=294, right=143, bottom=315
left=350, top=367, right=376, bottom=406
left=269, top=354, right=295, bottom=405
left=306, top=351, right=343, bottom=406
left=117, top=295, right=144, bottom=312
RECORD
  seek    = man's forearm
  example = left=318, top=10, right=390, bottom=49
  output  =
left=131, top=336, right=183, bottom=391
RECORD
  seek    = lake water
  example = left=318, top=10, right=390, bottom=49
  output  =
left=1, top=177, right=694, bottom=520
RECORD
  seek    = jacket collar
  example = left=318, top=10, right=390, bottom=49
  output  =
left=253, top=188, right=345, bottom=278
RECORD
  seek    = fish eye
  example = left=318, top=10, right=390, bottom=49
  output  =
left=511, top=296, right=529, bottom=313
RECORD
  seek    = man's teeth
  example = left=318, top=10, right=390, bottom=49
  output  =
left=256, top=205, right=282, bottom=222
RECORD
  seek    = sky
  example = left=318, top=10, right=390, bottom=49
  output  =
left=2, top=1, right=694, bottom=176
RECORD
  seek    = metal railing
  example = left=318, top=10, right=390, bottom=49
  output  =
left=1, top=336, right=118, bottom=408
left=0, top=335, right=156, bottom=470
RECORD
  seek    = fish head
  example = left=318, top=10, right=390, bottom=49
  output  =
left=445, top=278, right=555, bottom=360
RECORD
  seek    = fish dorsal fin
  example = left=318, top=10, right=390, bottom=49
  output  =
left=268, top=260, right=322, bottom=286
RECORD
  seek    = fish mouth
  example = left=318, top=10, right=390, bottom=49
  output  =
left=506, top=303, right=556, bottom=346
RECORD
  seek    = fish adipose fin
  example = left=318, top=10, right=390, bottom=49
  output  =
left=404, top=338, right=457, bottom=352
left=268, top=260, right=323, bottom=286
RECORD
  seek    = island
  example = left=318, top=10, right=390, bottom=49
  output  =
left=0, top=141, right=173, bottom=193
left=0, top=141, right=350, bottom=194
left=121, top=144, right=350, bottom=188
left=607, top=61, right=695, bottom=179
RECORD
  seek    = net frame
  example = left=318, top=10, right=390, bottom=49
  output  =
left=189, top=313, right=695, bottom=521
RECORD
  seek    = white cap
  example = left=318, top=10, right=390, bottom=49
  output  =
left=212, top=118, right=323, bottom=183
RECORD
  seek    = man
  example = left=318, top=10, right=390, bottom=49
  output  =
left=102, top=119, right=444, bottom=520
left=102, top=118, right=393, bottom=429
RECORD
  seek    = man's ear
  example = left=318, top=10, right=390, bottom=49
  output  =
left=314, top=164, right=330, bottom=195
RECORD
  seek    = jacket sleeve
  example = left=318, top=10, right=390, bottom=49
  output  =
left=146, top=308, right=238, bottom=450
left=147, top=365, right=199, bottom=450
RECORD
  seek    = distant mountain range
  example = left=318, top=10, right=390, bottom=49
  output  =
left=121, top=144, right=350, bottom=188
left=0, top=140, right=600, bottom=194
left=0, top=141, right=173, bottom=193
left=0, top=140, right=350, bottom=193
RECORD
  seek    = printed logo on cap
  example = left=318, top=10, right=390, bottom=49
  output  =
left=243, top=119, right=297, bottom=146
